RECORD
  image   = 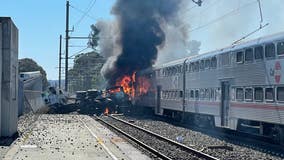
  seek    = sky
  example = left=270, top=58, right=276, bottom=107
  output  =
left=0, top=0, right=283, bottom=80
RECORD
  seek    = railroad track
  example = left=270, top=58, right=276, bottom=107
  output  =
left=96, top=115, right=219, bottom=160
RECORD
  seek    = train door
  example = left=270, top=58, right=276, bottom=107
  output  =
left=156, top=85, right=161, bottom=114
left=221, top=81, right=230, bottom=127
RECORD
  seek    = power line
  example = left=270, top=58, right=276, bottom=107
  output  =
left=69, top=47, right=89, bottom=58
left=72, top=0, right=97, bottom=27
left=188, top=0, right=258, bottom=33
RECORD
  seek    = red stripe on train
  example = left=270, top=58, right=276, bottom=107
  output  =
left=186, top=100, right=284, bottom=110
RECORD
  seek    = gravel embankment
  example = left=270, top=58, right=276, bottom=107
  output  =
left=116, top=115, right=283, bottom=160
left=0, top=112, right=39, bottom=160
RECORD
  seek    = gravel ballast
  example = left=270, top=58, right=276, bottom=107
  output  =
left=116, top=115, right=283, bottom=160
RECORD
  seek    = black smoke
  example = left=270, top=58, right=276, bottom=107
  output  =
left=102, top=0, right=188, bottom=85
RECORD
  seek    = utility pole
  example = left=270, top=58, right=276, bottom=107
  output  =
left=65, top=0, right=69, bottom=92
left=58, top=35, right=62, bottom=89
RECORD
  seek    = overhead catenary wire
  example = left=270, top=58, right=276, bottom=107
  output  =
left=69, top=47, right=89, bottom=58
left=232, top=0, right=269, bottom=45
left=187, top=0, right=258, bottom=33
left=72, top=0, right=97, bottom=27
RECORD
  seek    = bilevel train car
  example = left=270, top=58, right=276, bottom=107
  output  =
left=135, top=32, right=284, bottom=144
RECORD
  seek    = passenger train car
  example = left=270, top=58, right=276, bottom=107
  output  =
left=134, top=32, right=284, bottom=144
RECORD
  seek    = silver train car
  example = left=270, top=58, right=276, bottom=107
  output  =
left=135, top=32, right=284, bottom=144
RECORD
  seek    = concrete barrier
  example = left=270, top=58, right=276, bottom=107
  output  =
left=0, top=17, right=19, bottom=137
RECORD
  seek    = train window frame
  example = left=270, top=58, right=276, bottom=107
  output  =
left=200, top=60, right=205, bottom=71
left=178, top=65, right=182, bottom=73
left=205, top=59, right=210, bottom=69
left=195, top=61, right=199, bottom=72
left=210, top=88, right=215, bottom=101
left=185, top=64, right=189, bottom=72
left=205, top=88, right=210, bottom=100
left=276, top=87, right=284, bottom=102
left=265, top=43, right=276, bottom=59
left=179, top=91, right=183, bottom=98
left=236, top=88, right=244, bottom=101
left=244, top=88, right=253, bottom=102
left=236, top=51, right=244, bottom=63
left=200, top=89, right=204, bottom=100
left=221, top=52, right=230, bottom=66
left=190, top=90, right=194, bottom=99
left=245, top=48, right=253, bottom=62
left=211, top=57, right=217, bottom=69
left=254, top=45, right=264, bottom=60
left=189, top=63, right=193, bottom=72
left=254, top=87, right=264, bottom=102
left=195, top=90, right=199, bottom=100
left=231, top=88, right=235, bottom=101
left=277, top=41, right=284, bottom=56
left=265, top=87, right=274, bottom=102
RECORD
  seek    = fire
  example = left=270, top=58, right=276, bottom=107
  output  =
left=108, top=87, right=121, bottom=94
left=116, top=72, right=151, bottom=98
left=104, top=107, right=109, bottom=115
left=116, top=72, right=136, bottom=98
left=137, top=77, right=151, bottom=96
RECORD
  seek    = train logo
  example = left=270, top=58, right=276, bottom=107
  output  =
left=269, top=61, right=281, bottom=84
left=274, top=61, right=281, bottom=84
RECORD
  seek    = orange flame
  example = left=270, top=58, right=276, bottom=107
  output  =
left=116, top=72, right=136, bottom=98
left=104, top=107, right=109, bottom=115
left=137, top=77, right=151, bottom=96
left=116, top=72, right=151, bottom=98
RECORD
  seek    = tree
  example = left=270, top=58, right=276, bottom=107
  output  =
left=88, top=24, right=100, bottom=50
left=19, top=58, right=49, bottom=90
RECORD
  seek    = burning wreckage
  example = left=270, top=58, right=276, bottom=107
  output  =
left=75, top=72, right=152, bottom=115
left=76, top=0, right=187, bottom=115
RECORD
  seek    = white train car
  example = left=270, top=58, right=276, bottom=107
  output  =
left=135, top=32, right=284, bottom=144
left=19, top=71, right=41, bottom=81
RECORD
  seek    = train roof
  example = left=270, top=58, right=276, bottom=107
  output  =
left=154, top=31, right=284, bottom=69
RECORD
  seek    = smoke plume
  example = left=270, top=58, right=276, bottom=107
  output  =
left=99, top=0, right=191, bottom=85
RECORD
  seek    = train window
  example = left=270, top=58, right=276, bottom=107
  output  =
left=210, top=88, right=215, bottom=101
left=185, top=64, right=188, bottom=72
left=265, top=43, right=275, bottom=58
left=245, top=88, right=253, bottom=101
left=205, top=59, right=210, bottom=69
left=195, top=90, right=199, bottom=100
left=189, top=63, right=193, bottom=72
left=194, top=62, right=199, bottom=72
left=205, top=89, right=209, bottom=100
left=254, top=87, right=264, bottom=102
left=265, top=88, right=274, bottom=102
left=173, top=67, right=177, bottom=75
left=190, top=90, right=194, bottom=98
left=236, top=51, right=244, bottom=63
left=179, top=91, right=183, bottom=98
left=200, top=89, right=204, bottom=100
left=211, top=57, right=217, bottom=68
left=277, top=87, right=284, bottom=101
left=255, top=46, right=264, bottom=60
left=277, top=42, right=284, bottom=55
left=245, top=48, right=253, bottom=62
left=236, top=88, right=244, bottom=101
left=231, top=88, right=235, bottom=101
left=200, top=60, right=205, bottom=70
left=222, top=53, right=230, bottom=66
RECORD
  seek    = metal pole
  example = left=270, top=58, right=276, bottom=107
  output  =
left=182, top=58, right=188, bottom=122
left=65, top=0, right=69, bottom=92
left=59, top=35, right=62, bottom=89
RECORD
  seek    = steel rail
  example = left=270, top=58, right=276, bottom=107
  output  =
left=109, top=115, right=219, bottom=160
left=96, top=116, right=172, bottom=160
